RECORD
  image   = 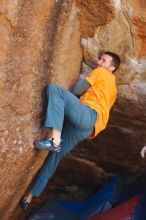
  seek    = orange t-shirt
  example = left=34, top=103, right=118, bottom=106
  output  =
left=80, top=67, right=117, bottom=138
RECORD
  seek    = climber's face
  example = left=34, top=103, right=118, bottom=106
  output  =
left=97, top=54, right=115, bottom=72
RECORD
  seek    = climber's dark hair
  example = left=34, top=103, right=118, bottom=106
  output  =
left=104, top=51, right=121, bottom=72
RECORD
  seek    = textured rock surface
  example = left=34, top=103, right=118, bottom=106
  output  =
left=0, top=0, right=81, bottom=218
left=1, top=0, right=146, bottom=219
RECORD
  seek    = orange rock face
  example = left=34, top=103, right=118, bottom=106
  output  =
left=1, top=0, right=146, bottom=219
left=0, top=0, right=81, bottom=218
left=76, top=0, right=115, bottom=37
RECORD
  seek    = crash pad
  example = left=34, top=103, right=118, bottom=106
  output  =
left=28, top=172, right=146, bottom=220
left=28, top=176, right=123, bottom=220
left=88, top=196, right=139, bottom=220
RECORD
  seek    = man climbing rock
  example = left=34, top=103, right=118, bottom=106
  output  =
left=20, top=51, right=121, bottom=208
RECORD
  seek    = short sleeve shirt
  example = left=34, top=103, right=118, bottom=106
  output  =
left=80, top=67, right=117, bottom=138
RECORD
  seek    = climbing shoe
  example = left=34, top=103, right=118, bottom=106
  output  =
left=33, top=138, right=61, bottom=152
left=20, top=197, right=30, bottom=209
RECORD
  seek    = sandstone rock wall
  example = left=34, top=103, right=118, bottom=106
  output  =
left=1, top=0, right=146, bottom=219
left=0, top=0, right=81, bottom=218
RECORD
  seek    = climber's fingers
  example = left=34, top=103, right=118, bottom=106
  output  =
left=140, top=146, right=146, bottom=158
